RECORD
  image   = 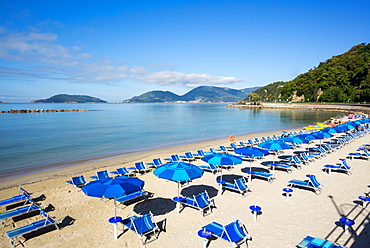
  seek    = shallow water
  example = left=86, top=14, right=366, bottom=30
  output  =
left=0, top=103, right=341, bottom=180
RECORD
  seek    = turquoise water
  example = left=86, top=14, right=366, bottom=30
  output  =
left=0, top=103, right=341, bottom=180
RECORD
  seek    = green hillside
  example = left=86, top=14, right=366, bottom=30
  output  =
left=244, top=43, right=370, bottom=103
left=33, top=94, right=108, bottom=103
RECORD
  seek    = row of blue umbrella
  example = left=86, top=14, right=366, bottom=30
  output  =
left=80, top=118, right=369, bottom=220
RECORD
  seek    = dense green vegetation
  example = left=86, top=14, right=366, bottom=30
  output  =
left=34, top=94, right=107, bottom=103
left=243, top=43, right=370, bottom=103
left=128, top=86, right=260, bottom=103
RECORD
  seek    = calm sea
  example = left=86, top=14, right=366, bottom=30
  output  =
left=0, top=103, right=341, bottom=180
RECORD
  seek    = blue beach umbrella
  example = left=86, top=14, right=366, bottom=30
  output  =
left=321, top=127, right=341, bottom=134
left=312, top=131, right=332, bottom=139
left=234, top=146, right=269, bottom=158
left=153, top=162, right=204, bottom=196
left=258, top=140, right=292, bottom=152
left=281, top=136, right=309, bottom=146
left=82, top=176, right=145, bottom=218
left=234, top=147, right=269, bottom=179
left=202, top=153, right=243, bottom=166
left=258, top=140, right=292, bottom=163
left=202, top=153, right=243, bottom=181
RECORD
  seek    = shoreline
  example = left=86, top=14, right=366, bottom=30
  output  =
left=0, top=127, right=301, bottom=190
left=228, top=102, right=370, bottom=113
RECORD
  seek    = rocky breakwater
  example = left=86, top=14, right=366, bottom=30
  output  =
left=0, top=109, right=90, bottom=113
left=228, top=102, right=370, bottom=113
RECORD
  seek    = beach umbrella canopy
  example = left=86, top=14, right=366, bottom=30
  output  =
left=312, top=131, right=332, bottom=140
left=258, top=140, right=292, bottom=151
left=297, top=133, right=316, bottom=141
left=82, top=176, right=145, bottom=220
left=153, top=162, right=204, bottom=197
left=234, top=146, right=269, bottom=158
left=258, top=140, right=292, bottom=164
left=82, top=176, right=144, bottom=199
left=281, top=136, right=309, bottom=144
left=201, top=153, right=243, bottom=166
left=153, top=162, right=204, bottom=182
left=321, top=127, right=341, bottom=134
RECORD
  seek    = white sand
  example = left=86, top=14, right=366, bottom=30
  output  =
left=0, top=128, right=369, bottom=248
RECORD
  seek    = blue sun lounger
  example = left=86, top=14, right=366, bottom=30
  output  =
left=198, top=163, right=221, bottom=174
left=297, top=235, right=347, bottom=248
left=179, top=191, right=215, bottom=216
left=89, top=170, right=111, bottom=180
left=1, top=202, right=41, bottom=227
left=219, top=178, right=250, bottom=197
left=201, top=219, right=251, bottom=247
left=269, top=162, right=293, bottom=173
left=146, top=158, right=164, bottom=168
left=0, top=188, right=33, bottom=207
left=180, top=152, right=196, bottom=162
left=288, top=174, right=323, bottom=195
left=323, top=159, right=352, bottom=176
left=244, top=170, right=275, bottom=183
left=65, top=175, right=87, bottom=187
left=129, top=162, right=151, bottom=174
left=5, top=210, right=60, bottom=247
left=121, top=212, right=159, bottom=245
left=110, top=167, right=134, bottom=177
left=114, top=190, right=147, bottom=208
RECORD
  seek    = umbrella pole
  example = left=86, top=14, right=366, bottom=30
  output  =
left=177, top=182, right=181, bottom=215
left=113, top=198, right=118, bottom=240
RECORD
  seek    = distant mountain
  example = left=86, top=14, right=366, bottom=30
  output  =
left=128, top=91, right=182, bottom=103
left=127, top=86, right=260, bottom=103
left=33, top=94, right=108, bottom=103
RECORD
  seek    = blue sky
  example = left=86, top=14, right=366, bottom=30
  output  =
left=0, top=0, right=369, bottom=102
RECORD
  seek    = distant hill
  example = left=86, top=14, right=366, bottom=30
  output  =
left=33, top=94, right=108, bottom=103
left=243, top=43, right=370, bottom=103
left=127, top=86, right=260, bottom=103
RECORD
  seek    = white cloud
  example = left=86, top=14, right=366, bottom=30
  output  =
left=0, top=27, right=244, bottom=87
left=135, top=71, right=243, bottom=87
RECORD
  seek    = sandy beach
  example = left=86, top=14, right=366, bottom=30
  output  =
left=1, top=127, right=369, bottom=248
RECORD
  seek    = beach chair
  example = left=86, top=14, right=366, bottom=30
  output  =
left=323, top=159, right=352, bottom=176
left=209, top=148, right=220, bottom=154
left=110, top=167, right=135, bottom=177
left=201, top=219, right=251, bottom=247
left=0, top=187, right=33, bottom=207
left=300, top=152, right=315, bottom=164
left=146, top=158, right=164, bottom=168
left=65, top=175, right=87, bottom=190
left=269, top=162, right=293, bottom=173
left=5, top=210, right=60, bottom=247
left=288, top=174, right=323, bottom=195
left=192, top=150, right=207, bottom=159
left=1, top=201, right=41, bottom=227
left=89, top=170, right=111, bottom=180
left=244, top=170, right=275, bottom=183
left=297, top=235, right=347, bottom=248
left=164, top=154, right=181, bottom=163
left=178, top=191, right=215, bottom=216
left=115, top=190, right=148, bottom=208
left=348, top=148, right=370, bottom=160
left=285, top=156, right=303, bottom=169
left=129, top=162, right=150, bottom=174
left=219, top=178, right=250, bottom=197
left=121, top=212, right=160, bottom=245
left=180, top=152, right=196, bottom=162
left=198, top=163, right=221, bottom=174
left=322, top=144, right=335, bottom=153
left=218, top=146, right=229, bottom=152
